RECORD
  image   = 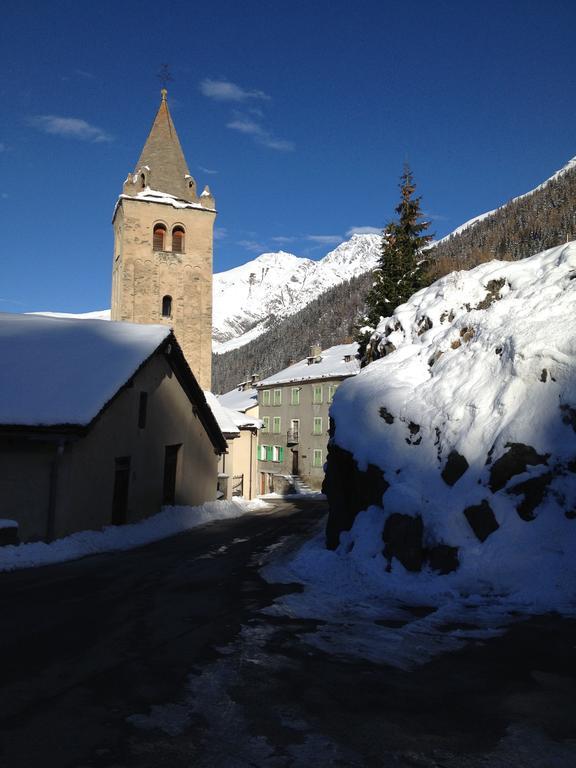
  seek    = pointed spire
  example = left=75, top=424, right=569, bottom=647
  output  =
left=134, top=90, right=196, bottom=201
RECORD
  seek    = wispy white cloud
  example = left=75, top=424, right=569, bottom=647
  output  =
left=306, top=235, right=343, bottom=245
left=0, top=297, right=24, bottom=306
left=75, top=69, right=95, bottom=79
left=200, top=79, right=269, bottom=102
left=29, top=115, right=112, bottom=143
left=214, top=227, right=228, bottom=240
left=271, top=236, right=297, bottom=244
left=423, top=210, right=449, bottom=222
left=227, top=117, right=262, bottom=135
left=227, top=113, right=294, bottom=152
left=261, top=136, right=295, bottom=152
left=199, top=165, right=218, bottom=175
left=346, top=226, right=381, bottom=237
left=237, top=239, right=267, bottom=253
left=1, top=192, right=8, bottom=199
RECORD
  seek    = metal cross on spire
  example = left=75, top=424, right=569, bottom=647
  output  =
left=157, top=64, right=173, bottom=99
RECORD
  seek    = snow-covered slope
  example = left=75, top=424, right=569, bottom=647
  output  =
left=213, top=234, right=380, bottom=353
left=435, top=154, right=576, bottom=245
left=325, top=241, right=576, bottom=610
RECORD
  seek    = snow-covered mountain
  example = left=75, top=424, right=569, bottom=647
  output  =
left=212, top=234, right=380, bottom=353
left=434, top=154, right=576, bottom=246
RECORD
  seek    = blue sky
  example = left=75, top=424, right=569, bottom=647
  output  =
left=1, top=0, right=575, bottom=313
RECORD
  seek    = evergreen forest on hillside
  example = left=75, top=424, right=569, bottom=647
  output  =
left=213, top=162, right=576, bottom=393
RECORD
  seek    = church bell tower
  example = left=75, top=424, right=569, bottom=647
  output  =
left=111, top=89, right=215, bottom=390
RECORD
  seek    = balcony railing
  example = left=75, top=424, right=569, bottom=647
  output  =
left=286, top=429, right=300, bottom=445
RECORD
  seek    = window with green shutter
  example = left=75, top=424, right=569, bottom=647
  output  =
left=262, top=416, right=270, bottom=432
left=312, top=449, right=323, bottom=467
left=258, top=444, right=268, bottom=461
left=262, top=390, right=271, bottom=406
left=291, top=387, right=300, bottom=405
left=313, top=416, right=323, bottom=435
left=328, top=384, right=338, bottom=402
left=313, top=385, right=323, bottom=404
left=273, top=416, right=281, bottom=433
left=278, top=446, right=284, bottom=462
left=266, top=445, right=273, bottom=461
left=273, top=388, right=282, bottom=406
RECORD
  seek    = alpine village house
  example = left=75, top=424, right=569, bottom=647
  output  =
left=254, top=343, right=359, bottom=494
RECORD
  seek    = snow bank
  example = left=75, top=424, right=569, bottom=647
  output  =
left=0, top=498, right=271, bottom=572
left=324, top=242, right=576, bottom=611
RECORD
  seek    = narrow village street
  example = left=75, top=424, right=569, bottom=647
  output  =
left=1, top=499, right=575, bottom=768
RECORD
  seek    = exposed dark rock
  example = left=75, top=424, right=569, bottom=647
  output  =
left=405, top=421, right=422, bottom=445
left=428, top=350, right=444, bottom=367
left=417, top=316, right=433, bottom=336
left=507, top=472, right=553, bottom=521
left=540, top=368, right=548, bottom=383
left=560, top=404, right=576, bottom=432
left=324, top=443, right=389, bottom=550
left=495, top=346, right=503, bottom=356
left=489, top=443, right=550, bottom=492
left=427, top=544, right=459, bottom=574
left=463, top=500, right=499, bottom=542
left=379, top=407, right=394, bottom=424
left=474, top=278, right=506, bottom=310
left=441, top=451, right=469, bottom=486
left=460, top=327, right=475, bottom=343
left=0, top=525, right=18, bottom=547
left=381, top=341, right=396, bottom=356
left=382, top=514, right=424, bottom=572
left=451, top=339, right=461, bottom=349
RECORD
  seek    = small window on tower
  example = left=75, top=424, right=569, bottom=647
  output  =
left=153, top=224, right=166, bottom=251
left=140, top=174, right=146, bottom=188
left=172, top=226, right=185, bottom=253
left=162, top=295, right=172, bottom=318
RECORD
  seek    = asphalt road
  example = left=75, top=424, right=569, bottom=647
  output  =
left=1, top=498, right=576, bottom=768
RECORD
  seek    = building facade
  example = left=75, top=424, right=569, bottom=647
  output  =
left=111, top=89, right=215, bottom=390
left=217, top=381, right=261, bottom=500
left=255, top=344, right=359, bottom=492
left=0, top=314, right=226, bottom=543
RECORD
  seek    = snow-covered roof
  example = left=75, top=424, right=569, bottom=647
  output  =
left=205, top=391, right=262, bottom=435
left=0, top=313, right=170, bottom=427
left=204, top=392, right=240, bottom=437
left=218, top=386, right=258, bottom=413
left=257, top=343, right=360, bottom=386
left=31, top=309, right=111, bottom=321
left=119, top=187, right=215, bottom=212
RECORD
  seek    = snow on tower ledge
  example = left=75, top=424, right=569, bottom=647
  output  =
left=324, top=241, right=576, bottom=609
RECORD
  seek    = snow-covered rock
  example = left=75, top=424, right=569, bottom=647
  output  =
left=324, top=241, right=576, bottom=610
left=213, top=234, right=380, bottom=352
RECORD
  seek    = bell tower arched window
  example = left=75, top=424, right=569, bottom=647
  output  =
left=162, top=295, right=172, bottom=318
left=153, top=224, right=166, bottom=251
left=172, top=226, right=185, bottom=253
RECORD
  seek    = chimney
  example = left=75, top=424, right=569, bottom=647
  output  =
left=307, top=344, right=322, bottom=365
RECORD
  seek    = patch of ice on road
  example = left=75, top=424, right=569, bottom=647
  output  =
left=127, top=703, right=192, bottom=737
left=261, top=527, right=546, bottom=669
left=0, top=498, right=272, bottom=572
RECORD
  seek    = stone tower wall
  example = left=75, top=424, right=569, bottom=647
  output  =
left=111, top=197, right=215, bottom=390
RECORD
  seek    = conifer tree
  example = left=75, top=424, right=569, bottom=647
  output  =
left=357, top=165, right=433, bottom=359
